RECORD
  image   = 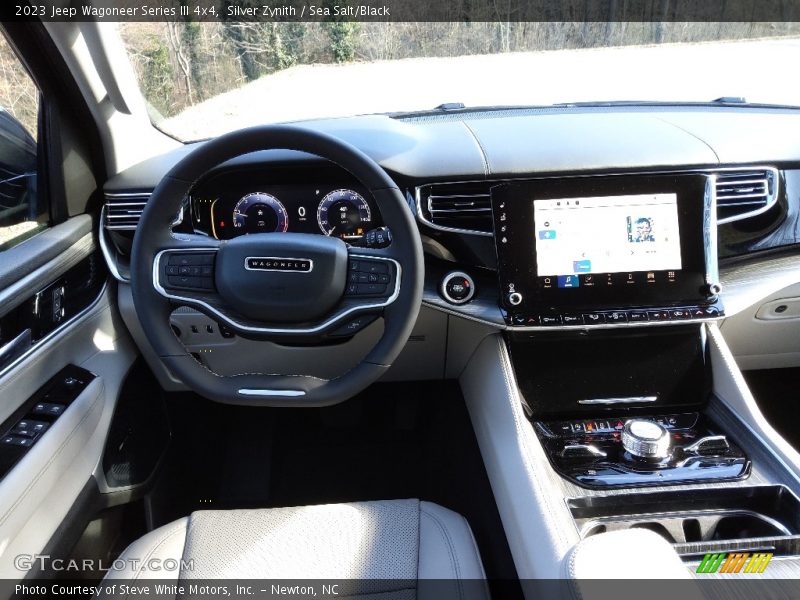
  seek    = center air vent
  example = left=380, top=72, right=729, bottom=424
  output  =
left=715, top=168, right=778, bottom=225
left=416, top=182, right=494, bottom=235
left=104, top=194, right=150, bottom=231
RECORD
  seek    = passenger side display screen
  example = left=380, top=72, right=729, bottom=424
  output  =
left=533, top=193, right=683, bottom=278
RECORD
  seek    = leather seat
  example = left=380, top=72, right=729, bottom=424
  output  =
left=104, top=499, right=489, bottom=599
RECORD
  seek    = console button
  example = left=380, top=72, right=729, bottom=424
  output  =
left=606, top=311, right=628, bottom=323
left=562, top=314, right=584, bottom=326
left=670, top=309, right=691, bottom=319
left=647, top=310, right=670, bottom=321
left=628, top=311, right=648, bottom=322
left=511, top=314, right=528, bottom=325
left=582, top=313, right=606, bottom=325
left=539, top=314, right=562, bottom=326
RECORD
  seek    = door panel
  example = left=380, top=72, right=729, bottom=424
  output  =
left=0, top=217, right=135, bottom=578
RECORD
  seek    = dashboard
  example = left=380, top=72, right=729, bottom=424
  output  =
left=102, top=105, right=800, bottom=334
left=186, top=167, right=382, bottom=242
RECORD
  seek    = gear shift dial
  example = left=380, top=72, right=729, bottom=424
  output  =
left=622, top=419, right=671, bottom=459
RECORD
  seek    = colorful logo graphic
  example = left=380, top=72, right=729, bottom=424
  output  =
left=696, top=552, right=773, bottom=574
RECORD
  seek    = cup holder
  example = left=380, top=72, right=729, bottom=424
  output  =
left=569, top=485, right=800, bottom=556
left=581, top=510, right=789, bottom=545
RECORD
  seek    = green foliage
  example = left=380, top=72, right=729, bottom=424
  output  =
left=324, top=21, right=360, bottom=63
left=140, top=44, right=174, bottom=116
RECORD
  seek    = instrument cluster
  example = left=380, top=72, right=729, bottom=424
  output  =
left=189, top=174, right=381, bottom=242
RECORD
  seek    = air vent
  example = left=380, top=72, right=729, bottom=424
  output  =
left=715, top=168, right=778, bottom=224
left=416, top=182, right=493, bottom=235
left=104, top=194, right=149, bottom=231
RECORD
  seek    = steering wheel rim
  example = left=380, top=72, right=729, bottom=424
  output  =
left=130, top=125, right=423, bottom=406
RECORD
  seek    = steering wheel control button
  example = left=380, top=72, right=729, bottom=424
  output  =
left=164, top=252, right=216, bottom=292
left=167, top=253, right=215, bottom=266
left=330, top=315, right=379, bottom=337
left=440, top=271, right=475, bottom=305
left=345, top=258, right=395, bottom=297
left=622, top=419, right=671, bottom=459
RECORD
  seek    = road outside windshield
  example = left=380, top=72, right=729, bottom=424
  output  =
left=121, top=22, right=797, bottom=139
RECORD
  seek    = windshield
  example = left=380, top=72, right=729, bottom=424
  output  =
left=117, top=22, right=800, bottom=141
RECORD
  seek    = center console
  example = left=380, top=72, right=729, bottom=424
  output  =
left=473, top=174, right=800, bottom=578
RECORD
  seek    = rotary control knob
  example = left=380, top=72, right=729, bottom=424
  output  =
left=621, top=419, right=671, bottom=459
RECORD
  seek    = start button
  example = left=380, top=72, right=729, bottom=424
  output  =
left=440, top=271, right=476, bottom=305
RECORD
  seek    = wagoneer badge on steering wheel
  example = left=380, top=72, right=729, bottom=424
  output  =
left=244, top=257, right=313, bottom=272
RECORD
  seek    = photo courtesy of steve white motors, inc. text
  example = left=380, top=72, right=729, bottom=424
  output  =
left=16, top=583, right=344, bottom=597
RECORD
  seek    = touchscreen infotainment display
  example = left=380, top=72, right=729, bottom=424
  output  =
left=491, top=174, right=717, bottom=315
left=533, top=193, right=683, bottom=279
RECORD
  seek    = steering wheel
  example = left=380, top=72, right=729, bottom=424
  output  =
left=130, top=125, right=423, bottom=406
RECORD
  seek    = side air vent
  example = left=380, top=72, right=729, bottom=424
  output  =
left=715, top=168, right=778, bottom=225
left=104, top=193, right=149, bottom=231
left=416, top=182, right=494, bottom=235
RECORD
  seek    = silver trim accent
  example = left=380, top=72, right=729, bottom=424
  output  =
left=578, top=396, right=658, bottom=405
left=704, top=175, right=721, bottom=293
left=414, top=165, right=780, bottom=235
left=99, top=206, right=128, bottom=282
left=104, top=192, right=184, bottom=231
left=153, top=249, right=401, bottom=335
left=561, top=444, right=607, bottom=458
left=414, top=186, right=494, bottom=237
left=244, top=257, right=314, bottom=273
left=238, top=388, right=306, bottom=397
left=439, top=270, right=476, bottom=305
left=684, top=435, right=729, bottom=454
left=715, top=168, right=780, bottom=225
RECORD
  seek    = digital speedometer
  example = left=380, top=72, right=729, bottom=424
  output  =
left=232, top=193, right=289, bottom=234
left=317, top=189, right=372, bottom=240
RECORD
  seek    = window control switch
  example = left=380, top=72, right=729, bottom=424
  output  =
left=2, top=435, right=34, bottom=447
left=31, top=403, right=66, bottom=417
